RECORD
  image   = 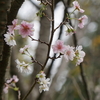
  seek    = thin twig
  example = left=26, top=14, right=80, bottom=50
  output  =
left=49, top=53, right=62, bottom=60
left=43, top=13, right=53, bottom=21
left=31, top=56, right=43, bottom=68
left=54, top=21, right=66, bottom=32
left=41, top=0, right=52, bottom=6
left=21, top=81, right=36, bottom=100
left=29, top=36, right=49, bottom=46
left=42, top=0, right=55, bottom=70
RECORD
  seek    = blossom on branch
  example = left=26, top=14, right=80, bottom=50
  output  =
left=39, top=85, right=49, bottom=93
left=74, top=46, right=85, bottom=66
left=66, top=24, right=75, bottom=35
left=15, top=59, right=31, bottom=73
left=3, top=75, right=19, bottom=94
left=36, top=71, right=46, bottom=80
left=19, top=45, right=30, bottom=54
left=18, top=21, right=34, bottom=38
left=7, top=19, right=18, bottom=34
left=36, top=71, right=50, bottom=93
left=73, top=1, right=84, bottom=13
left=78, top=15, right=88, bottom=28
left=4, top=32, right=16, bottom=46
left=64, top=45, right=75, bottom=62
left=6, top=75, right=19, bottom=84
left=52, top=40, right=66, bottom=54
left=12, top=75, right=19, bottom=83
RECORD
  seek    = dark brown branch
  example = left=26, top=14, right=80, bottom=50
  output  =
left=54, top=21, right=66, bottom=32
left=22, top=81, right=37, bottom=100
left=49, top=53, right=62, bottom=60
left=31, top=56, right=43, bottom=68
left=42, top=0, right=54, bottom=70
left=29, top=36, right=49, bottom=46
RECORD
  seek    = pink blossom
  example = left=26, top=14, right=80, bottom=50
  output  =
left=6, top=75, right=19, bottom=83
left=73, top=1, right=84, bottom=13
left=78, top=15, right=88, bottom=28
left=6, top=78, right=13, bottom=84
left=7, top=19, right=18, bottom=34
left=64, top=45, right=75, bottom=61
left=18, top=21, right=34, bottom=38
left=52, top=40, right=66, bottom=54
left=3, top=86, right=8, bottom=93
left=12, top=75, right=19, bottom=83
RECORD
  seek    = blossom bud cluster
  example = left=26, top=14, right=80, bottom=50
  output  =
left=36, top=71, right=50, bottom=93
left=52, top=40, right=85, bottom=66
left=4, top=19, right=34, bottom=46
left=3, top=75, right=19, bottom=93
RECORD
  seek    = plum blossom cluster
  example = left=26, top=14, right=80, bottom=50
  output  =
left=66, top=1, right=88, bottom=35
left=4, top=19, right=34, bottom=46
left=52, top=40, right=85, bottom=66
left=36, top=71, right=50, bottom=93
left=3, top=75, right=19, bottom=93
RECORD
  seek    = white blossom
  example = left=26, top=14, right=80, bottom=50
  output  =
left=36, top=71, right=50, bottom=93
left=75, top=46, right=85, bottom=66
left=36, top=71, right=46, bottom=80
left=39, top=84, right=49, bottom=93
left=15, top=59, right=31, bottom=73
left=39, top=78, right=50, bottom=86
left=4, top=32, right=16, bottom=46
left=66, top=24, right=75, bottom=35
